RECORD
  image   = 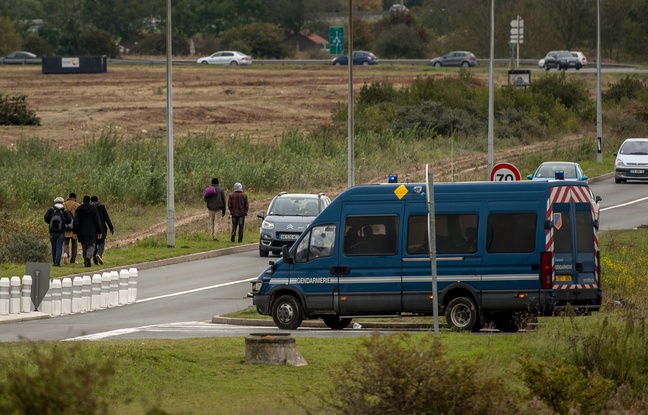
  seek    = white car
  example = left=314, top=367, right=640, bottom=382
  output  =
left=196, top=51, right=252, bottom=66
left=571, top=51, right=587, bottom=66
left=614, top=138, right=648, bottom=183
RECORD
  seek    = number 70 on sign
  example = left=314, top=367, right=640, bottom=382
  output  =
left=490, top=162, right=521, bottom=181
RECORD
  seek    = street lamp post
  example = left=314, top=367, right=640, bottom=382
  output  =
left=166, top=0, right=175, bottom=247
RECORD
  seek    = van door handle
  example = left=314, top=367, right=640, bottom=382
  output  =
left=329, top=266, right=350, bottom=275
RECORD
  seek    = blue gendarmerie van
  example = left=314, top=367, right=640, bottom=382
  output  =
left=249, top=180, right=602, bottom=331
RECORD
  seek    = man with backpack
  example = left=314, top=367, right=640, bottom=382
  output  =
left=44, top=196, right=73, bottom=267
left=204, top=178, right=226, bottom=241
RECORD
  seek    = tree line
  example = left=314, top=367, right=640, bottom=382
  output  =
left=0, top=0, right=647, bottom=62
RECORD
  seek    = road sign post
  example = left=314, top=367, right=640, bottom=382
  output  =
left=329, top=27, right=344, bottom=55
left=490, top=162, right=522, bottom=182
left=510, top=17, right=524, bottom=69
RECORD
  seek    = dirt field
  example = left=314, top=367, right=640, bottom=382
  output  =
left=0, top=63, right=432, bottom=147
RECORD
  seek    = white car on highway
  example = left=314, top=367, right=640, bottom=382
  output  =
left=196, top=51, right=252, bottom=66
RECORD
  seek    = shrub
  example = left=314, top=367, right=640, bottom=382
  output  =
left=0, top=93, right=40, bottom=126
left=531, top=72, right=591, bottom=114
left=496, top=108, right=547, bottom=142
left=394, top=100, right=483, bottom=137
left=312, top=333, right=526, bottom=415
left=518, top=358, right=615, bottom=415
left=357, top=81, right=399, bottom=106
left=0, top=342, right=115, bottom=415
left=603, top=76, right=647, bottom=103
left=132, top=34, right=189, bottom=55
left=0, top=232, right=48, bottom=263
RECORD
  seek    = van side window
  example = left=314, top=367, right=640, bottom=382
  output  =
left=294, top=225, right=336, bottom=263
left=407, top=214, right=478, bottom=254
left=344, top=216, right=398, bottom=256
left=486, top=212, right=536, bottom=253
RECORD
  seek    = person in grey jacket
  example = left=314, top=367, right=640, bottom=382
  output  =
left=204, top=177, right=226, bottom=241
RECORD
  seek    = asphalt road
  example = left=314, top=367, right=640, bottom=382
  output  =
left=0, top=175, right=645, bottom=342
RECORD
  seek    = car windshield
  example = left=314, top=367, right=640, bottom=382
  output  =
left=536, top=164, right=578, bottom=179
left=269, top=198, right=319, bottom=216
left=620, top=141, right=648, bottom=155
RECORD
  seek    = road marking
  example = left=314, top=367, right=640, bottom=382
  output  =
left=600, top=195, right=648, bottom=211
left=136, top=278, right=256, bottom=303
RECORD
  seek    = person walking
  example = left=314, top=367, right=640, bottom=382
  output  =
left=62, top=192, right=80, bottom=264
left=91, top=195, right=114, bottom=265
left=204, top=178, right=226, bottom=241
left=73, top=195, right=102, bottom=268
left=228, top=182, right=249, bottom=243
left=44, top=197, right=73, bottom=267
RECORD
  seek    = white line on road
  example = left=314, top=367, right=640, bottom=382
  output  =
left=600, top=195, right=648, bottom=211
left=136, top=278, right=256, bottom=303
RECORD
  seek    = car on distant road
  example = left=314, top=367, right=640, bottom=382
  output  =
left=257, top=192, right=332, bottom=257
left=527, top=161, right=588, bottom=182
left=571, top=51, right=587, bottom=66
left=331, top=51, right=378, bottom=66
left=196, top=51, right=252, bottom=66
left=0, top=51, right=39, bottom=65
left=614, top=138, right=648, bottom=183
left=429, top=51, right=477, bottom=68
left=389, top=3, right=409, bottom=13
left=541, top=51, right=582, bottom=71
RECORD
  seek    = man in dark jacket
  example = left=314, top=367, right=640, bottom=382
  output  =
left=73, top=195, right=102, bottom=268
left=204, top=177, right=226, bottom=241
left=91, top=195, right=114, bottom=265
left=44, top=196, right=73, bottom=267
left=228, top=182, right=249, bottom=243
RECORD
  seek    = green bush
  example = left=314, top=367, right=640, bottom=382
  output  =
left=0, top=94, right=40, bottom=126
left=518, top=358, right=615, bottom=415
left=132, top=34, right=189, bottom=55
left=0, top=342, right=115, bottom=415
left=393, top=100, right=483, bottom=137
left=603, top=76, right=647, bottom=103
left=531, top=73, right=591, bottom=115
left=312, top=333, right=529, bottom=415
left=0, top=232, right=48, bottom=263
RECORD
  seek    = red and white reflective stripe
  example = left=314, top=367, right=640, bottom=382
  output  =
left=546, top=185, right=600, bottom=289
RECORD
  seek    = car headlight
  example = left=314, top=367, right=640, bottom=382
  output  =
left=616, top=159, right=625, bottom=166
left=251, top=280, right=264, bottom=292
left=261, top=220, right=274, bottom=230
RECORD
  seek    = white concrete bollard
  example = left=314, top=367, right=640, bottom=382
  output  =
left=110, top=271, right=119, bottom=307
left=61, top=278, right=72, bottom=315
left=101, top=272, right=111, bottom=308
left=72, top=277, right=83, bottom=314
left=82, top=275, right=91, bottom=312
left=0, top=277, right=9, bottom=315
left=40, top=280, right=52, bottom=315
left=9, top=276, right=21, bottom=314
left=128, top=268, right=138, bottom=303
left=119, top=269, right=129, bottom=305
left=51, top=279, right=62, bottom=316
left=21, top=275, right=33, bottom=313
left=91, top=274, right=102, bottom=310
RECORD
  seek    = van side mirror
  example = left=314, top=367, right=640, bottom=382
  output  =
left=593, top=219, right=599, bottom=230
left=595, top=195, right=602, bottom=202
left=282, top=245, right=293, bottom=264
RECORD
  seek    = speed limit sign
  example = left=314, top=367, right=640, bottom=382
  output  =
left=490, top=162, right=521, bottom=182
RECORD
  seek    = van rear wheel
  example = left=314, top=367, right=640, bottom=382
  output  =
left=323, top=316, right=352, bottom=330
left=272, top=295, right=303, bottom=330
left=445, top=297, right=479, bottom=331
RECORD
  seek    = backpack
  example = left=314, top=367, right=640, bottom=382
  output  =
left=49, top=208, right=65, bottom=233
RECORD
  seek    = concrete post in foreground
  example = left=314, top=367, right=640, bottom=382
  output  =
left=81, top=275, right=91, bottom=312
left=51, top=279, right=62, bottom=316
left=245, top=333, right=308, bottom=366
left=61, top=278, right=72, bottom=315
left=0, top=278, right=9, bottom=315
left=91, top=274, right=102, bottom=310
left=101, top=272, right=110, bottom=308
left=21, top=275, right=33, bottom=312
left=119, top=269, right=129, bottom=305
left=72, top=276, right=82, bottom=314
left=128, top=268, right=138, bottom=303
left=9, top=276, right=21, bottom=314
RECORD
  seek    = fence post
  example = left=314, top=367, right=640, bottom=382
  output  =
left=119, top=269, right=129, bottom=305
left=82, top=275, right=91, bottom=312
left=21, top=274, right=33, bottom=313
left=61, top=278, right=72, bottom=315
left=72, top=276, right=82, bottom=314
left=91, top=274, right=102, bottom=310
left=40, top=280, right=52, bottom=315
left=110, top=271, right=119, bottom=307
left=51, top=279, right=62, bottom=316
left=101, top=272, right=110, bottom=308
left=10, top=276, right=21, bottom=314
left=129, top=268, right=138, bottom=303
left=0, top=278, right=9, bottom=315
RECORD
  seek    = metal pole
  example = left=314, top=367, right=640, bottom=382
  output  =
left=166, top=0, right=175, bottom=247
left=516, top=15, right=520, bottom=69
left=426, top=164, right=439, bottom=333
left=596, top=0, right=602, bottom=163
left=347, top=0, right=354, bottom=187
left=487, top=0, right=495, bottom=177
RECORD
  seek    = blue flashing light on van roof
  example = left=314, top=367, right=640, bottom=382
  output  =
left=249, top=180, right=602, bottom=332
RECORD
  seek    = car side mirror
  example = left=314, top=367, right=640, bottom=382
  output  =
left=595, top=195, right=602, bottom=202
left=257, top=211, right=265, bottom=219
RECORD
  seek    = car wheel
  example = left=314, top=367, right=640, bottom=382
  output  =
left=272, top=295, right=303, bottom=330
left=259, top=246, right=269, bottom=257
left=445, top=296, right=480, bottom=331
left=322, top=316, right=352, bottom=330
left=462, top=61, right=469, bottom=68
left=230, top=61, right=239, bottom=66
left=362, top=61, right=369, bottom=66
left=334, top=61, right=342, bottom=66
left=544, top=64, right=549, bottom=71
left=615, top=177, right=622, bottom=184
left=201, top=61, right=209, bottom=65
left=434, top=62, right=441, bottom=67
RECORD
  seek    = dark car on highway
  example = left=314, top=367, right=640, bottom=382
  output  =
left=542, top=51, right=582, bottom=71
left=331, top=51, right=378, bottom=66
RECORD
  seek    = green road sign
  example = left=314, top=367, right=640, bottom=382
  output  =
left=329, top=27, right=344, bottom=55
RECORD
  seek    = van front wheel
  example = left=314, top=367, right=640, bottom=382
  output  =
left=445, top=297, right=479, bottom=331
left=323, top=316, right=352, bottom=330
left=272, top=295, right=303, bottom=330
